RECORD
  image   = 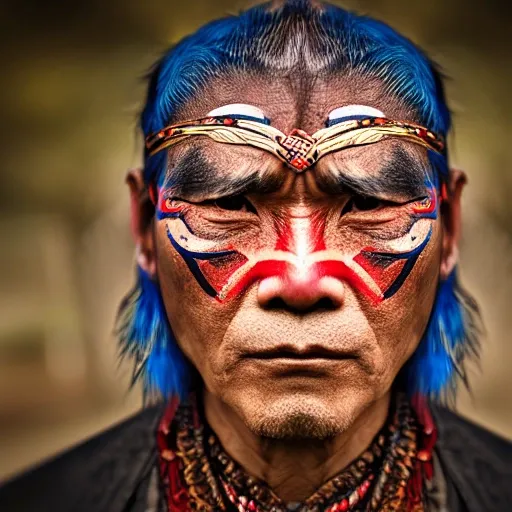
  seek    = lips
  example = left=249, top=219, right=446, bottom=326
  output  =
left=243, top=344, right=358, bottom=361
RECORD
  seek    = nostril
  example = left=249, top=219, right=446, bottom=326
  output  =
left=257, top=275, right=345, bottom=312
left=316, top=297, right=338, bottom=311
left=263, top=297, right=288, bottom=311
left=263, top=296, right=339, bottom=314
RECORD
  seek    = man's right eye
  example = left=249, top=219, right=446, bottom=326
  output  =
left=212, top=195, right=257, bottom=214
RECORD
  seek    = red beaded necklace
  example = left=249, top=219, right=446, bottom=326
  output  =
left=157, top=394, right=436, bottom=512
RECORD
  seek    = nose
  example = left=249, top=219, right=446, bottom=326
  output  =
left=257, top=265, right=345, bottom=312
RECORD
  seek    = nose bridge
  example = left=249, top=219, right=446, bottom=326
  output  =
left=274, top=210, right=326, bottom=256
left=258, top=208, right=345, bottom=311
left=272, top=168, right=335, bottom=257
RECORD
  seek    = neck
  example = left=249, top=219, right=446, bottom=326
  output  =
left=203, top=390, right=391, bottom=503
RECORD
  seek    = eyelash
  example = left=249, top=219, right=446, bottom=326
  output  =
left=341, top=192, right=432, bottom=218
left=341, top=194, right=393, bottom=215
left=206, top=194, right=257, bottom=214
left=186, top=193, right=424, bottom=218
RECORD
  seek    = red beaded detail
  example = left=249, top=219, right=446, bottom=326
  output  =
left=156, top=394, right=435, bottom=512
left=276, top=128, right=316, bottom=171
left=156, top=397, right=191, bottom=512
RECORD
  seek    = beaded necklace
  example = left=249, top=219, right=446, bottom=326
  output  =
left=157, top=394, right=435, bottom=512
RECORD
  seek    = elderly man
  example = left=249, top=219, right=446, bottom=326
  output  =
left=1, top=0, right=511, bottom=511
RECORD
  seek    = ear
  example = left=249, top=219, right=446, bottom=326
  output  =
left=439, top=168, right=467, bottom=279
left=126, top=168, right=157, bottom=277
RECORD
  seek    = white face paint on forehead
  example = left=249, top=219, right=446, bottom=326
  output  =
left=206, top=103, right=386, bottom=129
left=327, top=105, right=386, bottom=125
left=207, top=103, right=268, bottom=122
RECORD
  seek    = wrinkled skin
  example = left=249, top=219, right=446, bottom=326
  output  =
left=129, top=73, right=465, bottom=500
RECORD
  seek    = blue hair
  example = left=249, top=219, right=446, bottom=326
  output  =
left=403, top=270, right=480, bottom=401
left=117, top=267, right=190, bottom=400
left=118, top=0, right=480, bottom=402
left=141, top=0, right=450, bottom=184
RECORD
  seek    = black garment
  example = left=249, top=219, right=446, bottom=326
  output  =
left=0, top=405, right=510, bottom=512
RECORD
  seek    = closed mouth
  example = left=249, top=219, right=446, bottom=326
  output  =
left=244, top=347, right=357, bottom=361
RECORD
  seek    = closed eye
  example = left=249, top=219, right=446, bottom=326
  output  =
left=209, top=194, right=257, bottom=214
left=341, top=193, right=429, bottom=216
left=341, top=194, right=389, bottom=214
left=163, top=194, right=258, bottom=215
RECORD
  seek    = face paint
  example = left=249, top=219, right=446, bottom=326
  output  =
left=156, top=181, right=440, bottom=305
left=353, top=184, right=439, bottom=299
left=207, top=103, right=270, bottom=124
left=150, top=106, right=444, bottom=306
left=327, top=105, right=385, bottom=126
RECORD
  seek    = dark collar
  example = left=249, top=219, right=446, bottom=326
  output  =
left=0, top=405, right=164, bottom=512
left=2, top=403, right=511, bottom=512
left=432, top=405, right=512, bottom=512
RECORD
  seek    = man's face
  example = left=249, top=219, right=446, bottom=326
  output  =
left=150, top=75, right=443, bottom=439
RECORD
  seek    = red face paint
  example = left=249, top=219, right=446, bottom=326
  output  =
left=158, top=183, right=438, bottom=305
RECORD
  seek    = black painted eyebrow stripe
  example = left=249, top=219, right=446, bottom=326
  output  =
left=318, top=147, right=429, bottom=199
left=164, top=147, right=284, bottom=200
left=165, top=139, right=429, bottom=201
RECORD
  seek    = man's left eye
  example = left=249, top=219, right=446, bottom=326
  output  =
left=212, top=195, right=257, bottom=214
left=342, top=194, right=386, bottom=214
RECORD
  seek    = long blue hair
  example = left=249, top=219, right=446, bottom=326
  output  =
left=116, top=0, right=481, bottom=402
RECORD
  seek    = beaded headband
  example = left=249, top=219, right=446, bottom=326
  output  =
left=145, top=115, right=445, bottom=172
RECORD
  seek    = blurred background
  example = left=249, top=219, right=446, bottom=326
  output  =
left=0, top=0, right=511, bottom=481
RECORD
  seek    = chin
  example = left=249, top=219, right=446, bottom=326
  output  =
left=239, top=394, right=357, bottom=441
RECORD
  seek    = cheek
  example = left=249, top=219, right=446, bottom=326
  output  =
left=363, top=225, right=441, bottom=382
left=154, top=222, right=240, bottom=386
left=153, top=203, right=441, bottom=401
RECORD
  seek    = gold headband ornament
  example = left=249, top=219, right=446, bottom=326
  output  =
left=145, top=111, right=445, bottom=173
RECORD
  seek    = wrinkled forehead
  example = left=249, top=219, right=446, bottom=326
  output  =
left=173, top=72, right=416, bottom=133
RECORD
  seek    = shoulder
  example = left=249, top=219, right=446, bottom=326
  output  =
left=432, top=405, right=512, bottom=512
left=433, top=405, right=512, bottom=470
left=0, top=405, right=164, bottom=512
